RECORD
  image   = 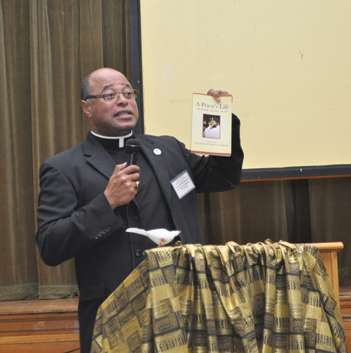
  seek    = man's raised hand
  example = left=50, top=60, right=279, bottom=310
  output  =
left=207, top=89, right=232, bottom=103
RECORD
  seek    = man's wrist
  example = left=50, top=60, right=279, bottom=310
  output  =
left=104, top=190, right=117, bottom=209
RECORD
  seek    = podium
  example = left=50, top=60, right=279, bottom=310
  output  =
left=0, top=242, right=346, bottom=353
left=91, top=241, right=347, bottom=353
left=313, top=242, right=344, bottom=304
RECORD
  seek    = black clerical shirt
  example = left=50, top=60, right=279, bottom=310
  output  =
left=90, top=132, right=175, bottom=266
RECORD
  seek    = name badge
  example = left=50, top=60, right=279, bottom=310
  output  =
left=171, top=170, right=195, bottom=199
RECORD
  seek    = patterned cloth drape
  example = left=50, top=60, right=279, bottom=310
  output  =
left=91, top=241, right=346, bottom=353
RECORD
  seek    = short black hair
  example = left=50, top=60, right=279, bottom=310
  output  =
left=80, top=74, right=91, bottom=100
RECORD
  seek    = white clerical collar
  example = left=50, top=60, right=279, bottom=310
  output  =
left=90, top=130, right=133, bottom=148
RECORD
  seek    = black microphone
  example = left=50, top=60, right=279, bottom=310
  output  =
left=125, top=138, right=141, bottom=165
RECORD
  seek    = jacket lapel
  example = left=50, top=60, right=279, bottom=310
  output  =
left=82, top=134, right=115, bottom=179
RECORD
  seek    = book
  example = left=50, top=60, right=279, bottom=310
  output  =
left=191, top=93, right=232, bottom=156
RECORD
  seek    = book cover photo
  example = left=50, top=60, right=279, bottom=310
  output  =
left=191, top=93, right=232, bottom=156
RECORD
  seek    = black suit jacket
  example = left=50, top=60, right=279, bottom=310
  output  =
left=36, top=115, right=243, bottom=348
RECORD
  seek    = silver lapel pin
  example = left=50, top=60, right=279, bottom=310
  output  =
left=153, top=148, right=162, bottom=156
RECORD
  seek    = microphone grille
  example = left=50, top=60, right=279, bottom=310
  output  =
left=125, top=138, right=140, bottom=153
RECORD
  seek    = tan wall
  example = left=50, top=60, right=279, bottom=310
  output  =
left=140, top=0, right=351, bottom=169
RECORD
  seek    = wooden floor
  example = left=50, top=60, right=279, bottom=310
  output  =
left=0, top=294, right=350, bottom=353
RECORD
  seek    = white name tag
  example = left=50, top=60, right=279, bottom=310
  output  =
left=171, top=170, right=195, bottom=199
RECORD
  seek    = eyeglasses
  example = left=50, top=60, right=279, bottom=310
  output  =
left=84, top=88, right=137, bottom=102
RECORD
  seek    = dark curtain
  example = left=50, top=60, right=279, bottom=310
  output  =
left=0, top=0, right=132, bottom=300
left=309, top=178, right=351, bottom=287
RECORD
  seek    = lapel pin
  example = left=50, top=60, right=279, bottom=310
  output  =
left=153, top=148, right=162, bottom=156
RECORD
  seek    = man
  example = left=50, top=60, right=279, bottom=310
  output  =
left=36, top=67, right=244, bottom=353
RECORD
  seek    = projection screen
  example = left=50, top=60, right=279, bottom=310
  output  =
left=139, top=0, right=351, bottom=177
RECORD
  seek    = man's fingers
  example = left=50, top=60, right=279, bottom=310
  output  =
left=112, top=163, right=140, bottom=175
left=207, top=89, right=233, bottom=103
left=129, top=172, right=140, bottom=181
left=207, top=89, right=231, bottom=96
left=113, top=162, right=127, bottom=174
left=125, top=180, right=138, bottom=191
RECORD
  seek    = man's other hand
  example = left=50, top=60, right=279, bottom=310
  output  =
left=207, top=89, right=232, bottom=103
left=104, top=162, right=140, bottom=208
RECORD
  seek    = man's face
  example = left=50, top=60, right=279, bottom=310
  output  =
left=82, top=69, right=139, bottom=136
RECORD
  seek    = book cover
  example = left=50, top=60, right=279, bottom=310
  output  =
left=191, top=93, right=232, bottom=156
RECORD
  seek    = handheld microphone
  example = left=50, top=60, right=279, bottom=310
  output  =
left=125, top=139, right=141, bottom=165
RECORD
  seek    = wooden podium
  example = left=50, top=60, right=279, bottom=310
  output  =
left=0, top=242, right=346, bottom=353
left=313, top=242, right=344, bottom=303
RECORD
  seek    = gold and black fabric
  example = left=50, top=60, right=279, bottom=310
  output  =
left=90, top=241, right=347, bottom=353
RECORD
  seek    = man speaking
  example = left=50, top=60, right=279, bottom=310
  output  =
left=36, top=67, right=244, bottom=353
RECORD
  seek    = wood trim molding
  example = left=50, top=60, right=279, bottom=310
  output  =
left=0, top=299, right=80, bottom=353
left=340, top=291, right=351, bottom=351
left=0, top=298, right=78, bottom=315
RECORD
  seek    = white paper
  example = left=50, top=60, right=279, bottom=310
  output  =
left=126, top=227, right=181, bottom=245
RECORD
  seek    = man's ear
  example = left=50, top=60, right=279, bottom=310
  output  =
left=81, top=100, right=92, bottom=119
